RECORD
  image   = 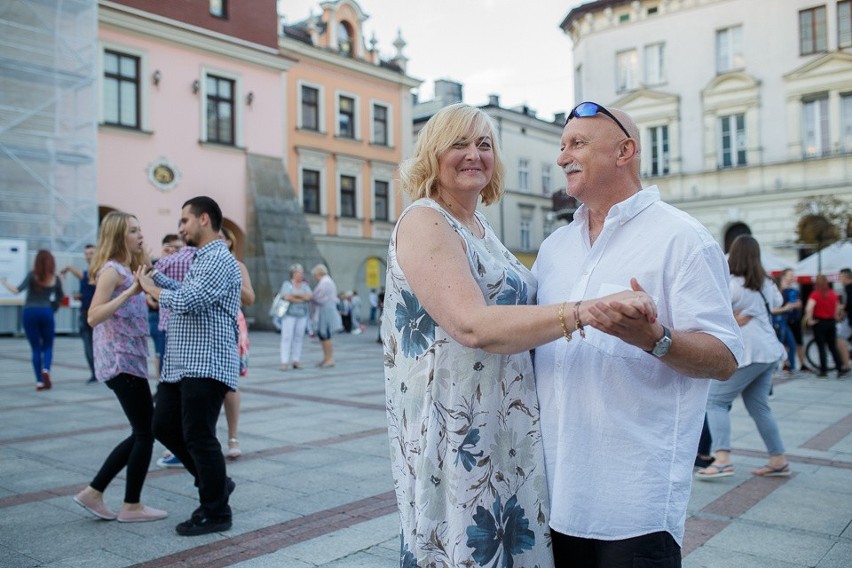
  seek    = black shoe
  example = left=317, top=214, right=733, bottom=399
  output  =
left=694, top=455, right=715, bottom=469
left=190, top=477, right=235, bottom=519
left=837, top=368, right=851, bottom=378
left=175, top=514, right=232, bottom=536
left=86, top=377, right=97, bottom=385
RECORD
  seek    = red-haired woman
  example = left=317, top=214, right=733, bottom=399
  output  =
left=1, top=250, right=64, bottom=390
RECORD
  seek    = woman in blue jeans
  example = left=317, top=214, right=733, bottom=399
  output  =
left=697, top=235, right=790, bottom=480
left=1, top=250, right=64, bottom=391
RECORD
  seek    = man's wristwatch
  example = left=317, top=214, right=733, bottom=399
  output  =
left=646, top=325, right=672, bottom=358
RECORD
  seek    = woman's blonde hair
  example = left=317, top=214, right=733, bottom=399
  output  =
left=311, top=263, right=328, bottom=277
left=399, top=103, right=505, bottom=206
left=89, top=211, right=145, bottom=283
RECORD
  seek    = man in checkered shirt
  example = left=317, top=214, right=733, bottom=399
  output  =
left=137, top=196, right=242, bottom=536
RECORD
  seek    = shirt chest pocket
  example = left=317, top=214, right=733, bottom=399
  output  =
left=581, top=327, right=644, bottom=360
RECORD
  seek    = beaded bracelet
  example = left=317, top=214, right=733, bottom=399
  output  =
left=558, top=301, right=572, bottom=341
left=573, top=300, right=586, bottom=339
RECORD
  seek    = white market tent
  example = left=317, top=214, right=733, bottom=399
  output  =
left=794, top=240, right=852, bottom=277
left=761, top=249, right=796, bottom=273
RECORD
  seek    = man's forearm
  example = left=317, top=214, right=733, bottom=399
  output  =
left=663, top=330, right=737, bottom=379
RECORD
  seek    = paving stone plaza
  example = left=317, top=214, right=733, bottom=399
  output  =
left=1, top=329, right=850, bottom=567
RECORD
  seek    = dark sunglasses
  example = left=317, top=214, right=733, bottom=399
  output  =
left=567, top=101, right=632, bottom=139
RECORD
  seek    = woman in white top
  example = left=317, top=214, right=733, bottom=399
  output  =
left=697, top=235, right=790, bottom=479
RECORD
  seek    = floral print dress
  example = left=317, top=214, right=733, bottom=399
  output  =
left=382, top=199, right=553, bottom=568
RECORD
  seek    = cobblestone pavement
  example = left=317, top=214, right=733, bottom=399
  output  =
left=0, top=329, right=850, bottom=567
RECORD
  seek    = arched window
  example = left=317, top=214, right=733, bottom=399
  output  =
left=338, top=22, right=353, bottom=57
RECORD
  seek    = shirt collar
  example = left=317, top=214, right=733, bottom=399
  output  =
left=194, top=240, right=224, bottom=259
left=574, top=185, right=661, bottom=229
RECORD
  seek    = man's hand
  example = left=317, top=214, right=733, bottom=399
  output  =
left=586, top=278, right=661, bottom=350
left=135, top=266, right=159, bottom=300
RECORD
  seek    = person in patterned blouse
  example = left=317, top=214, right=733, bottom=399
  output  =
left=381, top=103, right=655, bottom=568
left=136, top=196, right=241, bottom=536
left=73, top=211, right=167, bottom=523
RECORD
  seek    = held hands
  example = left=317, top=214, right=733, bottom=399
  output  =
left=583, top=278, right=661, bottom=350
left=134, top=265, right=156, bottom=294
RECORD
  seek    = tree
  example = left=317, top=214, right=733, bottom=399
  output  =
left=794, top=196, right=850, bottom=251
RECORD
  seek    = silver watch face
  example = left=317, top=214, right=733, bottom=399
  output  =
left=652, top=327, right=672, bottom=357
left=652, top=337, right=671, bottom=357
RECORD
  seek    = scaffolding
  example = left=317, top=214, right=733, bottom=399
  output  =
left=0, top=0, right=98, bottom=255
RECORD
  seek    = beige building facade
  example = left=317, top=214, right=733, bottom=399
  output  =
left=562, top=0, right=852, bottom=263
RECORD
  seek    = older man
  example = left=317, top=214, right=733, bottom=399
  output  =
left=533, top=102, right=743, bottom=566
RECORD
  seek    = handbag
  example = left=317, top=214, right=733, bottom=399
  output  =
left=269, top=293, right=290, bottom=318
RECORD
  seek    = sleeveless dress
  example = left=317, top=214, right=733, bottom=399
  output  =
left=92, top=260, right=149, bottom=382
left=382, top=198, right=553, bottom=568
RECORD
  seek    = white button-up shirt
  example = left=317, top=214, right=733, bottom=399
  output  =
left=532, top=186, right=743, bottom=546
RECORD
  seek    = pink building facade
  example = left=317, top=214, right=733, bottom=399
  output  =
left=97, top=0, right=290, bottom=258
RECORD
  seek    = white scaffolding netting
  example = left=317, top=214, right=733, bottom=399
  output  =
left=0, top=0, right=98, bottom=254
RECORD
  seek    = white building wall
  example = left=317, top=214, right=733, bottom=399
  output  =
left=565, top=0, right=852, bottom=262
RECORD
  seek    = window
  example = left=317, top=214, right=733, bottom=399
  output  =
left=802, top=96, right=829, bottom=157
left=520, top=219, right=531, bottom=252
left=616, top=49, right=638, bottom=93
left=340, top=175, right=356, bottom=218
left=205, top=75, right=235, bottom=145
left=839, top=1, right=852, bottom=48
left=302, top=169, right=320, bottom=214
left=716, top=26, right=743, bottom=73
left=719, top=114, right=747, bottom=168
left=301, top=85, right=320, bottom=131
left=842, top=94, right=852, bottom=152
left=338, top=22, right=353, bottom=57
left=648, top=125, right=669, bottom=176
left=210, top=0, right=226, bottom=18
left=541, top=164, right=552, bottom=195
left=373, top=104, right=389, bottom=145
left=103, top=50, right=139, bottom=128
left=518, top=159, right=530, bottom=192
left=374, top=180, right=389, bottom=221
left=800, top=6, right=827, bottom=55
left=338, top=95, right=356, bottom=139
left=644, top=43, right=665, bottom=85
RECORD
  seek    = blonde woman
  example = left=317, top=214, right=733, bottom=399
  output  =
left=382, top=103, right=654, bottom=566
left=278, top=263, right=312, bottom=371
left=73, top=211, right=167, bottom=523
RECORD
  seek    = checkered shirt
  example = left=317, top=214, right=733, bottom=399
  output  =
left=154, top=240, right=242, bottom=389
left=154, top=246, right=196, bottom=331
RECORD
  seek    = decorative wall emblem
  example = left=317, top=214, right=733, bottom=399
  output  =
left=147, top=158, right=181, bottom=191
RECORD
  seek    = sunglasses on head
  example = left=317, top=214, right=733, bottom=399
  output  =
left=567, top=101, right=632, bottom=139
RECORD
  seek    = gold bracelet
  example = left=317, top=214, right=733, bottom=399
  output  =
left=574, top=300, right=586, bottom=339
left=558, top=301, right=572, bottom=341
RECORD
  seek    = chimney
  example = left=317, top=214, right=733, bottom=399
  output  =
left=554, top=112, right=566, bottom=125
left=488, top=94, right=500, bottom=107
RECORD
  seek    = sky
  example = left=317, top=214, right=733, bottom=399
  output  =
left=277, top=0, right=583, bottom=121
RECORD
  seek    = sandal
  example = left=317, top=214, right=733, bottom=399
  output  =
left=752, top=463, right=790, bottom=477
left=226, top=438, right=241, bottom=460
left=695, top=463, right=734, bottom=480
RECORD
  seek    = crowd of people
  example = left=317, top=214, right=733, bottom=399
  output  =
left=4, top=101, right=850, bottom=560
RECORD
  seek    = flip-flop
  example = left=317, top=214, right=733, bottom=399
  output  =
left=752, top=463, right=790, bottom=477
left=695, top=463, right=734, bottom=480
